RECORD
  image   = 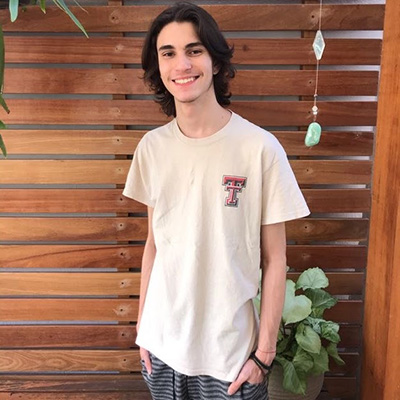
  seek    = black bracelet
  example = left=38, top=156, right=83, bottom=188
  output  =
left=249, top=351, right=273, bottom=373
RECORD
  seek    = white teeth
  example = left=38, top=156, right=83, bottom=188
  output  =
left=174, top=77, right=196, bottom=84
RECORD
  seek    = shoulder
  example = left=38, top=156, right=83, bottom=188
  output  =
left=136, top=120, right=175, bottom=152
left=231, top=112, right=286, bottom=154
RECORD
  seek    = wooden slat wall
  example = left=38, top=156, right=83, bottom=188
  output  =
left=0, top=2, right=383, bottom=399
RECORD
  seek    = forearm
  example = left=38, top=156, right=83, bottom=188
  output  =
left=256, top=256, right=286, bottom=364
left=256, top=222, right=287, bottom=365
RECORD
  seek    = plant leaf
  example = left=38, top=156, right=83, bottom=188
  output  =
left=306, top=288, right=337, bottom=318
left=296, top=267, right=329, bottom=290
left=282, top=280, right=312, bottom=324
left=0, top=94, right=10, bottom=114
left=39, top=0, right=47, bottom=13
left=320, top=321, right=341, bottom=343
left=327, top=342, right=345, bottom=366
left=310, top=346, right=329, bottom=375
left=293, top=347, right=314, bottom=374
left=296, top=323, right=321, bottom=354
left=52, top=0, right=89, bottom=38
left=274, top=356, right=307, bottom=395
left=0, top=132, right=7, bottom=157
left=9, top=0, right=20, bottom=22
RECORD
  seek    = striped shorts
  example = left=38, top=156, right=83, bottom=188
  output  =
left=141, top=352, right=269, bottom=400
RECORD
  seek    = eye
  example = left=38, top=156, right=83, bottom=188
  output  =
left=162, top=51, right=174, bottom=58
left=188, top=48, right=203, bottom=56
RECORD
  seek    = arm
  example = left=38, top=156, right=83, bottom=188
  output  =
left=255, top=222, right=287, bottom=365
left=228, top=222, right=286, bottom=394
left=138, top=206, right=156, bottom=373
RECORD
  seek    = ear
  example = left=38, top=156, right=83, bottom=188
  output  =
left=213, top=64, right=220, bottom=75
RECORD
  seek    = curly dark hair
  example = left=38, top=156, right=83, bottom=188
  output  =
left=141, top=2, right=235, bottom=117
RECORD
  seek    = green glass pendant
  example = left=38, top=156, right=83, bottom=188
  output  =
left=305, top=122, right=322, bottom=147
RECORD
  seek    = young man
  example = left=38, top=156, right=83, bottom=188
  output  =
left=123, top=3, right=310, bottom=399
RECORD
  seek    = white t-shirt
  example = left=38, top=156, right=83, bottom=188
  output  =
left=123, top=112, right=310, bottom=382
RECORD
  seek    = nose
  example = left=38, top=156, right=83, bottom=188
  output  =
left=175, top=53, right=192, bottom=71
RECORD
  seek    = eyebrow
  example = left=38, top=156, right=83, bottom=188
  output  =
left=158, top=42, right=204, bottom=52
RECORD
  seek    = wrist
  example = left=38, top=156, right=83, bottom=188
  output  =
left=255, top=348, right=275, bottom=365
left=249, top=351, right=273, bottom=374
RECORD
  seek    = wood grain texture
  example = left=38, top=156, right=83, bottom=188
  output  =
left=0, top=217, right=147, bottom=242
left=0, top=5, right=384, bottom=32
left=324, top=377, right=357, bottom=398
left=3, top=69, right=379, bottom=96
left=0, top=189, right=369, bottom=214
left=287, top=272, right=364, bottom=295
left=0, top=160, right=372, bottom=185
left=0, top=99, right=377, bottom=126
left=0, top=218, right=367, bottom=242
left=361, top=0, right=400, bottom=398
left=0, top=130, right=374, bottom=157
left=3, top=37, right=381, bottom=65
left=325, top=301, right=362, bottom=324
left=0, top=299, right=138, bottom=321
left=0, top=325, right=136, bottom=348
left=0, top=273, right=140, bottom=296
left=0, top=189, right=146, bottom=213
left=0, top=350, right=138, bottom=372
left=0, top=244, right=144, bottom=269
left=286, top=219, right=369, bottom=242
left=286, top=245, right=367, bottom=270
left=0, top=374, right=146, bottom=392
left=302, top=189, right=371, bottom=213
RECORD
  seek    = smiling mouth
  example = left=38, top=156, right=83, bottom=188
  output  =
left=173, top=76, right=198, bottom=84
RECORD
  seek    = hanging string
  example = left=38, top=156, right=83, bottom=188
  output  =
left=305, top=0, right=324, bottom=147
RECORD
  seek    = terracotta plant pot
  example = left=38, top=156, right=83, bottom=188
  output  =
left=268, top=366, right=324, bottom=400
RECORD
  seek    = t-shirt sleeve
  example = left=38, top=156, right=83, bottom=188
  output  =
left=122, top=139, right=155, bottom=207
left=261, top=142, right=310, bottom=225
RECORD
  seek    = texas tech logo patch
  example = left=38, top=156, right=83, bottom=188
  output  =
left=222, top=175, right=247, bottom=207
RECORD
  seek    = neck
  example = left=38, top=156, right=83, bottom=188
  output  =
left=175, top=102, right=231, bottom=139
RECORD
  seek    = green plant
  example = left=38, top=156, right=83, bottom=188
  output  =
left=254, top=267, right=345, bottom=395
left=0, top=0, right=88, bottom=156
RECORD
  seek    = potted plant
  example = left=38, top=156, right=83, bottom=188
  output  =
left=254, top=267, right=345, bottom=399
left=0, top=0, right=88, bottom=156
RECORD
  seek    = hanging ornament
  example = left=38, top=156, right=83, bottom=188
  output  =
left=305, top=0, right=324, bottom=147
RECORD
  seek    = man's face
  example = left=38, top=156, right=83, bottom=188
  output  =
left=156, top=21, right=216, bottom=108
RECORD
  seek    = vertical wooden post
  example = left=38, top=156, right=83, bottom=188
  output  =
left=361, top=0, right=400, bottom=398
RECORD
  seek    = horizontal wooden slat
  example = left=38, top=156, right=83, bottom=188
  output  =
left=275, top=131, right=374, bottom=157
left=292, top=160, right=372, bottom=185
left=1, top=272, right=360, bottom=297
left=0, top=324, right=361, bottom=350
left=287, top=245, right=368, bottom=270
left=0, top=130, right=374, bottom=156
left=303, top=189, right=371, bottom=213
left=0, top=218, right=367, bottom=242
left=3, top=37, right=382, bottom=65
left=0, top=374, right=147, bottom=392
left=0, top=350, right=138, bottom=372
left=0, top=217, right=147, bottom=242
left=0, top=189, right=370, bottom=214
left=323, top=377, right=357, bottom=398
left=0, top=5, right=385, bottom=32
left=0, top=159, right=372, bottom=185
left=0, top=245, right=144, bottom=269
left=325, top=301, right=362, bottom=324
left=286, top=219, right=369, bottom=242
left=0, top=130, right=143, bottom=155
left=231, top=70, right=379, bottom=96
left=0, top=326, right=136, bottom=349
left=0, top=100, right=377, bottom=126
left=0, top=189, right=146, bottom=213
left=338, top=326, right=361, bottom=348
left=287, top=272, right=364, bottom=295
left=3, top=69, right=379, bottom=96
left=0, top=299, right=138, bottom=321
left=328, top=353, right=359, bottom=376
left=0, top=273, right=140, bottom=296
